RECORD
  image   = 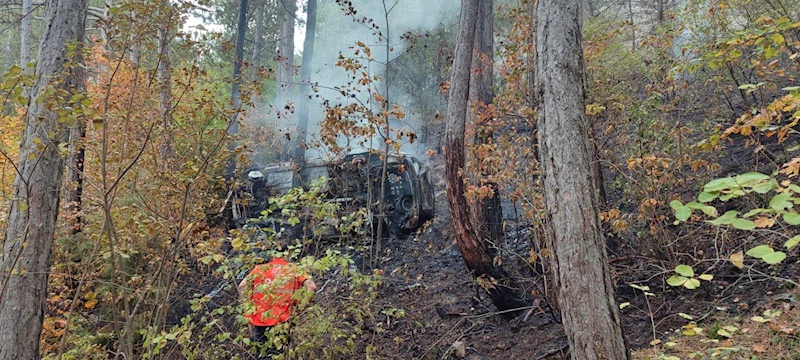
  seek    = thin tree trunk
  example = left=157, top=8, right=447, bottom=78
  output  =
left=469, top=0, right=503, bottom=243
left=292, top=0, right=317, bottom=172
left=535, top=0, right=629, bottom=358
left=0, top=0, right=87, bottom=358
left=227, top=0, right=248, bottom=179
left=65, top=119, right=86, bottom=234
left=20, top=0, right=33, bottom=69
left=129, top=9, right=139, bottom=66
left=157, top=0, right=174, bottom=160
left=252, top=0, right=265, bottom=72
left=628, top=0, right=636, bottom=51
left=446, top=0, right=527, bottom=317
left=277, top=0, right=296, bottom=102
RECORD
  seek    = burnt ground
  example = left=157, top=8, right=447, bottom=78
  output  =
left=337, top=149, right=800, bottom=359
left=167, top=141, right=800, bottom=359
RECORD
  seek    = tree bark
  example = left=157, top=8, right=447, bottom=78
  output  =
left=277, top=0, right=296, bottom=103
left=446, top=0, right=527, bottom=317
left=252, top=0, right=265, bottom=72
left=20, top=0, right=33, bottom=70
left=157, top=0, right=175, bottom=160
left=469, top=0, right=503, bottom=244
left=292, top=0, right=317, bottom=171
left=227, top=0, right=248, bottom=179
left=64, top=119, right=86, bottom=235
left=535, top=0, right=629, bottom=358
left=0, top=0, right=87, bottom=358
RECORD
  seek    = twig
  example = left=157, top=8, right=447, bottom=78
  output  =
left=534, top=343, right=569, bottom=359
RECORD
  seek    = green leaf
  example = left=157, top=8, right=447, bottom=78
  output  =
left=746, top=244, right=774, bottom=259
left=675, top=264, right=695, bottom=277
left=742, top=208, right=764, bottom=218
left=684, top=278, right=701, bottom=289
left=770, top=192, right=793, bottom=211
left=687, top=202, right=718, bottom=216
left=709, top=210, right=739, bottom=226
left=785, top=235, right=800, bottom=249
left=717, top=329, right=732, bottom=338
left=698, top=191, right=719, bottom=203
left=733, top=172, right=771, bottom=185
left=675, top=206, right=692, bottom=221
left=784, top=212, right=800, bottom=225
left=729, top=48, right=742, bottom=59
left=670, top=200, right=684, bottom=211
left=698, top=274, right=714, bottom=281
left=704, top=177, right=735, bottom=192
left=731, top=218, right=756, bottom=230
left=667, top=275, right=687, bottom=287
left=751, top=180, right=775, bottom=194
left=762, top=251, right=787, bottom=265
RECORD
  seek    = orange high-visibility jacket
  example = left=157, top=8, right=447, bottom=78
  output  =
left=240, top=258, right=307, bottom=327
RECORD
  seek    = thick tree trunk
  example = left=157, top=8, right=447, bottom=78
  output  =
left=446, top=0, right=527, bottom=317
left=157, top=0, right=175, bottom=160
left=0, top=0, right=87, bottom=358
left=277, top=0, right=296, bottom=102
left=227, top=0, right=248, bottom=179
left=469, top=0, right=504, bottom=244
left=292, top=0, right=317, bottom=171
left=535, top=0, right=629, bottom=358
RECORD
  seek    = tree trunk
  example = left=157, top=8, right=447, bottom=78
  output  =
left=20, top=0, right=33, bottom=69
left=157, top=0, right=175, bottom=160
left=252, top=0, right=265, bottom=72
left=292, top=0, right=317, bottom=172
left=469, top=0, right=503, bottom=244
left=227, top=0, right=248, bottom=179
left=0, top=0, right=87, bottom=358
left=535, top=0, right=629, bottom=358
left=129, top=9, right=139, bottom=66
left=277, top=0, right=296, bottom=103
left=628, top=0, right=636, bottom=51
left=65, top=118, right=86, bottom=234
left=446, top=0, right=527, bottom=317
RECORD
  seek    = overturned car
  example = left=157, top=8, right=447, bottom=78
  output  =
left=226, top=151, right=435, bottom=236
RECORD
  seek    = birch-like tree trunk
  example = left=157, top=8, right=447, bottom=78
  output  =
left=157, top=0, right=175, bottom=160
left=446, top=0, right=527, bottom=317
left=20, top=0, right=33, bottom=70
left=0, top=0, right=87, bottom=357
left=535, top=0, right=629, bottom=357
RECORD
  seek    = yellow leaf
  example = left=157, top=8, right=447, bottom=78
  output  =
left=84, top=299, right=98, bottom=309
left=231, top=237, right=243, bottom=250
left=730, top=251, right=744, bottom=269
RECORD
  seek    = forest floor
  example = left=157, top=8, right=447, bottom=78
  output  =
left=331, top=152, right=800, bottom=359
left=173, top=150, right=800, bottom=359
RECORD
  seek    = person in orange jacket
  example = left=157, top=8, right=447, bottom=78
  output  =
left=238, top=257, right=317, bottom=352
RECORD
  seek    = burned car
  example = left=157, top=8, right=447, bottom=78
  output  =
left=226, top=151, right=435, bottom=236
